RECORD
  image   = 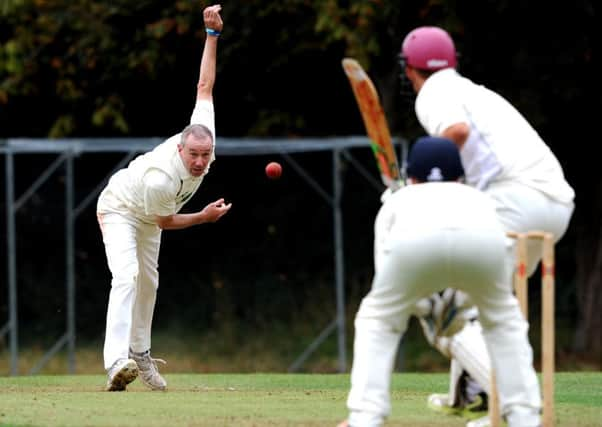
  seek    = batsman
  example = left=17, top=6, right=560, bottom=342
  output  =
left=396, top=26, right=575, bottom=426
left=342, top=24, right=575, bottom=427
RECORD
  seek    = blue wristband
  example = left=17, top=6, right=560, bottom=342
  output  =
left=206, top=28, right=221, bottom=37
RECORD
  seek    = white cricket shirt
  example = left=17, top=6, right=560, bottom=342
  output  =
left=377, top=182, right=501, bottom=235
left=374, top=182, right=503, bottom=267
left=97, top=100, right=215, bottom=224
left=415, top=69, right=574, bottom=204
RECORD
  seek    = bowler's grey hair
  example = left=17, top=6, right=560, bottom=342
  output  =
left=180, top=124, right=213, bottom=146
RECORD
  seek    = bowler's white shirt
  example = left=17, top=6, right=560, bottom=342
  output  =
left=415, top=69, right=574, bottom=204
left=97, top=100, right=215, bottom=224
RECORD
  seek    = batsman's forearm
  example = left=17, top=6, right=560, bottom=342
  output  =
left=196, top=36, right=218, bottom=100
left=441, top=122, right=470, bottom=149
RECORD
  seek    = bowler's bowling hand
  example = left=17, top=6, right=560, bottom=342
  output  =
left=201, top=198, right=231, bottom=222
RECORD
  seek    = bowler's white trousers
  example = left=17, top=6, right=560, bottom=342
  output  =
left=97, top=212, right=161, bottom=370
left=347, top=226, right=541, bottom=427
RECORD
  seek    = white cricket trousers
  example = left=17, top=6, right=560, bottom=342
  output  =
left=436, top=181, right=574, bottom=424
left=485, top=180, right=574, bottom=277
left=97, top=212, right=161, bottom=370
left=347, top=227, right=541, bottom=427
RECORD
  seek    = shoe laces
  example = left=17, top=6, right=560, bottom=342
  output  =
left=133, top=352, right=166, bottom=373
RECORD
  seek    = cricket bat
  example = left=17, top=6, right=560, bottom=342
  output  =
left=342, top=58, right=403, bottom=192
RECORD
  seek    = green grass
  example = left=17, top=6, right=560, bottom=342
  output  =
left=0, top=373, right=600, bottom=427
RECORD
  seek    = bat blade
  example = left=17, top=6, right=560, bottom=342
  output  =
left=342, top=58, right=403, bottom=192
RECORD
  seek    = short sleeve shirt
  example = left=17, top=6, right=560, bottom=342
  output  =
left=415, top=69, right=574, bottom=203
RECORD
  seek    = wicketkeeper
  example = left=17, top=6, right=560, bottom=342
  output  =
left=339, top=137, right=542, bottom=427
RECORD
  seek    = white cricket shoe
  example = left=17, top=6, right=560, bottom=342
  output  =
left=130, top=349, right=167, bottom=391
left=106, top=358, right=138, bottom=391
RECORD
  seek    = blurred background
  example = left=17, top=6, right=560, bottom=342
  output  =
left=0, top=0, right=599, bottom=374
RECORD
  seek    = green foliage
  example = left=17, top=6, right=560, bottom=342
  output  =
left=0, top=0, right=25, bottom=16
left=0, top=0, right=202, bottom=136
left=0, top=0, right=464, bottom=137
left=315, top=0, right=383, bottom=68
left=0, top=0, right=596, bottom=138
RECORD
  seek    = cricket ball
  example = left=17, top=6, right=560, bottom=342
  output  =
left=265, top=161, right=282, bottom=180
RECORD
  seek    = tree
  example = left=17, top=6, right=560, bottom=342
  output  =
left=0, top=0, right=202, bottom=136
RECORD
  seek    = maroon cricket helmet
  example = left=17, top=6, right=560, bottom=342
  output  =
left=400, top=26, right=457, bottom=71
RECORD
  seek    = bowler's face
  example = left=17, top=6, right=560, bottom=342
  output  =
left=178, top=135, right=213, bottom=177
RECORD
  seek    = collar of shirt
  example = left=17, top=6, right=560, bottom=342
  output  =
left=424, top=68, right=458, bottom=87
left=173, top=148, right=195, bottom=182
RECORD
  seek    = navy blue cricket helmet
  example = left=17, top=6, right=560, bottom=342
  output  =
left=406, top=136, right=464, bottom=182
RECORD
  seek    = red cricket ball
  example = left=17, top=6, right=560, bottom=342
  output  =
left=265, top=161, right=282, bottom=180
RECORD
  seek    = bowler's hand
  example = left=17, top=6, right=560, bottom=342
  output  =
left=203, top=4, right=223, bottom=32
left=201, top=198, right=231, bottom=223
